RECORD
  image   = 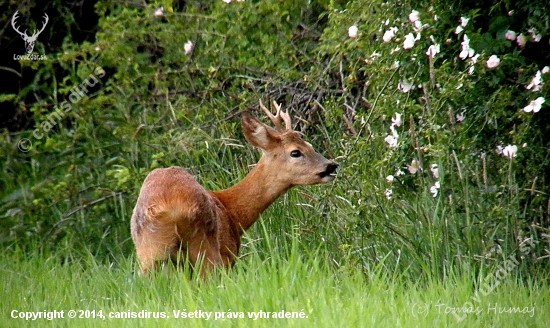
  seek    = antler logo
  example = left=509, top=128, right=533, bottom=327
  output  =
left=11, top=11, right=49, bottom=54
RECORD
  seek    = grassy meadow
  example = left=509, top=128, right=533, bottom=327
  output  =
left=1, top=238, right=548, bottom=328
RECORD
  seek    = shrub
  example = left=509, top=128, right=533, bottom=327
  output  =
left=1, top=0, right=548, bottom=277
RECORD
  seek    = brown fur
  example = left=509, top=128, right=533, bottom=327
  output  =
left=131, top=107, right=337, bottom=276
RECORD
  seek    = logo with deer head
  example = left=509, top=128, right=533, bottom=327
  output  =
left=11, top=11, right=49, bottom=54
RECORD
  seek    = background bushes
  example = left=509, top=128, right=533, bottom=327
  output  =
left=0, top=0, right=548, bottom=278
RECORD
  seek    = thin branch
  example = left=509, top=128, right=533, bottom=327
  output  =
left=43, top=192, right=123, bottom=241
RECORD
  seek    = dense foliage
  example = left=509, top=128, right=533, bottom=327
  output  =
left=1, top=0, right=549, bottom=279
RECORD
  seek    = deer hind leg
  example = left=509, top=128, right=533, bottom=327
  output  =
left=184, top=233, right=222, bottom=278
left=134, top=224, right=181, bottom=275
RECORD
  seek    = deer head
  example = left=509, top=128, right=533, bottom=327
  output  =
left=12, top=11, right=49, bottom=54
left=240, top=100, right=338, bottom=187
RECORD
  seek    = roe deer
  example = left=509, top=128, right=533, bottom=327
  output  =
left=131, top=100, right=338, bottom=276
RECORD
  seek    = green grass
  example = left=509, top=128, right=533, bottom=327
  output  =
left=1, top=236, right=548, bottom=328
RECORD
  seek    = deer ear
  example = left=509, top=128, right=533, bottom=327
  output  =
left=241, top=112, right=280, bottom=150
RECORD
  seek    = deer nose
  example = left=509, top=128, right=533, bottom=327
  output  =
left=326, top=162, right=338, bottom=174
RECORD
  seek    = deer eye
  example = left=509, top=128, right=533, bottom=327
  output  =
left=290, top=150, right=302, bottom=158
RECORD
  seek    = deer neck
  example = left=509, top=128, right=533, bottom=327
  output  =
left=211, top=156, right=290, bottom=233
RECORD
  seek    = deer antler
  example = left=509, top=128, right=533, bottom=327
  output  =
left=11, top=11, right=27, bottom=38
left=259, top=99, right=292, bottom=132
left=32, top=13, right=49, bottom=38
